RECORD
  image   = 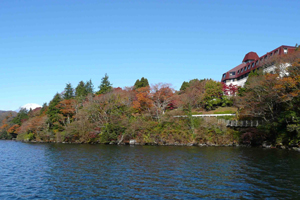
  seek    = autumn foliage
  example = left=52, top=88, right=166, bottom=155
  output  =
left=9, top=77, right=235, bottom=145
left=236, top=54, right=300, bottom=145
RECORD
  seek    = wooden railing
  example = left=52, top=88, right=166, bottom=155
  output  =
left=225, top=120, right=261, bottom=127
left=174, top=114, right=262, bottom=127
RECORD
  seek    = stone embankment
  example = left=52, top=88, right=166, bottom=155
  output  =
left=15, top=139, right=300, bottom=152
left=126, top=139, right=300, bottom=151
left=262, top=141, right=300, bottom=152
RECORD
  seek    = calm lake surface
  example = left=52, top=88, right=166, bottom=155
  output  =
left=1, top=141, right=300, bottom=199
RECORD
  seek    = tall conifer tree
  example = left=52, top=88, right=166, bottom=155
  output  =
left=97, top=74, right=112, bottom=95
left=47, top=93, right=62, bottom=130
left=75, top=81, right=87, bottom=97
left=63, top=83, right=74, bottom=99
left=85, top=79, right=94, bottom=94
left=180, top=81, right=189, bottom=91
left=12, top=108, right=28, bottom=126
left=134, top=77, right=149, bottom=89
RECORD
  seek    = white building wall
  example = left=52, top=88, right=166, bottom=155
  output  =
left=225, top=77, right=247, bottom=87
left=263, top=63, right=290, bottom=77
left=225, top=63, right=290, bottom=88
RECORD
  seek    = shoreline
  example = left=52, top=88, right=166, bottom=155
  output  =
left=4, top=139, right=300, bottom=152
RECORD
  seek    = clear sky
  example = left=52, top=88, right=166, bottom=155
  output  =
left=1, top=0, right=299, bottom=110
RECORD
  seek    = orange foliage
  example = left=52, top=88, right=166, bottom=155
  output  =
left=151, top=83, right=174, bottom=117
left=7, top=124, right=20, bottom=134
left=17, top=115, right=48, bottom=135
left=57, top=99, right=76, bottom=115
left=132, top=86, right=153, bottom=112
left=56, top=99, right=76, bottom=125
left=0, top=123, right=8, bottom=130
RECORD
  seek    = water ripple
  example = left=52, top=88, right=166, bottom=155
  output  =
left=0, top=141, right=300, bottom=199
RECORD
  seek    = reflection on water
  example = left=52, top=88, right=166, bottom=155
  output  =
left=0, top=140, right=300, bottom=199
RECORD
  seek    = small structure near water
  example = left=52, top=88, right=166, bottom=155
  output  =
left=129, top=139, right=137, bottom=145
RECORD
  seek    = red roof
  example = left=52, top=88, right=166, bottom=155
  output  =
left=242, top=52, right=259, bottom=62
left=228, top=63, right=246, bottom=72
left=221, top=45, right=297, bottom=83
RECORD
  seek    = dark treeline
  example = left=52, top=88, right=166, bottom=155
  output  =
left=1, top=50, right=300, bottom=147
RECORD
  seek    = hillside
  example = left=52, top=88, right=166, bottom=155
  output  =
left=0, top=111, right=17, bottom=127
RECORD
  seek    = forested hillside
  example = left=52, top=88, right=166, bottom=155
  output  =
left=0, top=76, right=238, bottom=144
left=1, top=50, right=300, bottom=147
left=0, top=111, right=17, bottom=139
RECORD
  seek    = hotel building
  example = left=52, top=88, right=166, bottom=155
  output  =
left=221, top=45, right=297, bottom=87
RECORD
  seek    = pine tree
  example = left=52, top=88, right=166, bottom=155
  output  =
left=140, top=77, right=149, bottom=87
left=134, top=77, right=149, bottom=89
left=40, top=103, right=47, bottom=115
left=12, top=108, right=29, bottom=125
left=75, top=81, right=87, bottom=97
left=134, top=79, right=141, bottom=88
left=63, top=83, right=74, bottom=99
left=97, top=73, right=112, bottom=95
left=47, top=93, right=62, bottom=130
left=85, top=79, right=94, bottom=94
left=180, top=81, right=189, bottom=91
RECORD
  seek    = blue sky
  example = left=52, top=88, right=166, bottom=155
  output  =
left=1, top=0, right=299, bottom=110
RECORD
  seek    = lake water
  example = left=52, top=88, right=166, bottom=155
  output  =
left=0, top=140, right=300, bottom=199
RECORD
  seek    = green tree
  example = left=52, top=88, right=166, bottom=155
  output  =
left=47, top=93, right=63, bottom=130
left=244, top=69, right=262, bottom=86
left=85, top=79, right=94, bottom=94
left=63, top=83, right=74, bottom=99
left=134, top=79, right=140, bottom=88
left=204, top=80, right=223, bottom=110
left=134, top=77, right=149, bottom=89
left=140, top=77, right=149, bottom=87
left=180, top=79, right=207, bottom=92
left=40, top=103, right=47, bottom=115
left=97, top=73, right=112, bottom=95
left=12, top=108, right=28, bottom=125
left=75, top=81, right=87, bottom=97
left=180, top=81, right=189, bottom=91
left=237, top=87, right=246, bottom=97
left=204, top=80, right=223, bottom=100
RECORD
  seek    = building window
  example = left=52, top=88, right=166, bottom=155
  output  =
left=256, top=60, right=259, bottom=65
left=252, top=63, right=255, bottom=68
left=237, top=70, right=240, bottom=74
left=248, top=65, right=250, bottom=70
left=223, top=73, right=226, bottom=78
left=284, top=48, right=288, bottom=54
left=241, top=68, right=244, bottom=72
left=244, top=67, right=247, bottom=71
left=230, top=72, right=235, bottom=76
